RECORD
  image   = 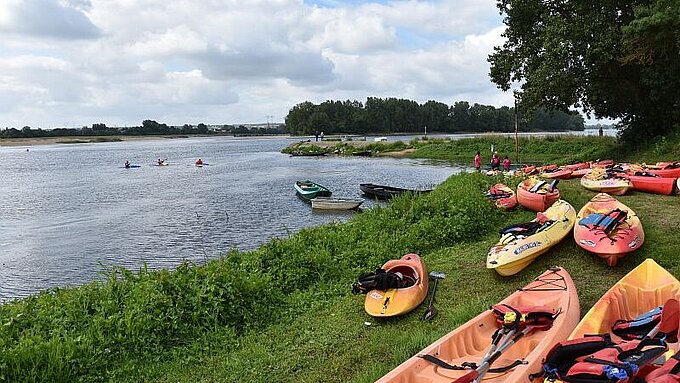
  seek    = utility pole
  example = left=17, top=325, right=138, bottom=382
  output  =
left=514, top=93, right=520, bottom=165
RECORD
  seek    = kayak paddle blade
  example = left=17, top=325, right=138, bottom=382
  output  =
left=429, top=271, right=446, bottom=280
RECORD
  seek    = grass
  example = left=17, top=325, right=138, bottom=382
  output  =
left=1, top=134, right=680, bottom=382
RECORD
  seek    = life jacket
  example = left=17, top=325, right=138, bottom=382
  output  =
left=579, top=209, right=628, bottom=235
left=612, top=306, right=665, bottom=341
left=351, top=268, right=416, bottom=294
left=645, top=352, right=680, bottom=382
left=531, top=334, right=667, bottom=382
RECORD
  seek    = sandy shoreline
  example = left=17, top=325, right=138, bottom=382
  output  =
left=0, top=135, right=179, bottom=147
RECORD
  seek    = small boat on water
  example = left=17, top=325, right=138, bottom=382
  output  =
left=360, top=183, right=432, bottom=200
left=294, top=180, right=332, bottom=201
left=310, top=197, right=363, bottom=210
left=290, top=150, right=327, bottom=157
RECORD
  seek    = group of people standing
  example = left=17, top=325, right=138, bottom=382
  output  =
left=474, top=151, right=511, bottom=171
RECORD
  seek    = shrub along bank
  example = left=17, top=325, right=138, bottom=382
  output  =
left=0, top=174, right=510, bottom=382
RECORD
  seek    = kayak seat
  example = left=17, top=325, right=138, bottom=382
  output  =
left=387, top=265, right=418, bottom=288
left=529, top=180, right=547, bottom=193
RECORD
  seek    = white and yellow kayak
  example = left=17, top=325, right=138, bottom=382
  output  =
left=580, top=168, right=632, bottom=195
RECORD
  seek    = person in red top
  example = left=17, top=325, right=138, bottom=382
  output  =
left=474, top=151, right=482, bottom=170
left=491, top=152, right=500, bottom=170
left=503, top=155, right=511, bottom=171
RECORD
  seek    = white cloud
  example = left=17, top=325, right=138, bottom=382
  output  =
left=0, top=0, right=512, bottom=127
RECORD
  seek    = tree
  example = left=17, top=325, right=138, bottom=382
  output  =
left=488, top=0, right=680, bottom=146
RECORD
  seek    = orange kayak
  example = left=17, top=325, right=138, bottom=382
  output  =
left=567, top=259, right=679, bottom=340
left=574, top=193, right=644, bottom=266
left=541, top=168, right=573, bottom=179
left=564, top=162, right=590, bottom=171
left=488, top=184, right=518, bottom=210
left=377, top=267, right=580, bottom=383
left=517, top=178, right=560, bottom=212
left=364, top=254, right=428, bottom=317
left=625, top=172, right=677, bottom=195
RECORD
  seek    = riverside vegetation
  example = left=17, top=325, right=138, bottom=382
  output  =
left=1, top=134, right=680, bottom=382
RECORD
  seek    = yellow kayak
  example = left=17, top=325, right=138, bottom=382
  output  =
left=487, top=200, right=575, bottom=276
left=364, top=254, right=428, bottom=317
left=580, top=168, right=632, bottom=195
left=542, top=258, right=680, bottom=382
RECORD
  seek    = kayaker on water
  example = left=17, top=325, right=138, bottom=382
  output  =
left=195, top=158, right=203, bottom=165
left=157, top=158, right=165, bottom=165
left=124, top=160, right=130, bottom=168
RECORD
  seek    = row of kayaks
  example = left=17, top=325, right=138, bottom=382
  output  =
left=487, top=192, right=643, bottom=275
left=366, top=258, right=680, bottom=383
left=520, top=161, right=680, bottom=196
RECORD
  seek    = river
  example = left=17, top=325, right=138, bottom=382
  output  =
left=0, top=136, right=460, bottom=301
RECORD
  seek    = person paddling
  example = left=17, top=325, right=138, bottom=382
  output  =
left=157, top=158, right=165, bottom=166
left=195, top=158, right=203, bottom=166
left=124, top=160, right=130, bottom=169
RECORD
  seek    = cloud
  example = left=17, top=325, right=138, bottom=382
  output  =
left=0, top=0, right=100, bottom=39
left=0, top=0, right=514, bottom=126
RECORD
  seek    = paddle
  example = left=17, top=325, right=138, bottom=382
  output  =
left=422, top=271, right=446, bottom=321
left=645, top=298, right=680, bottom=339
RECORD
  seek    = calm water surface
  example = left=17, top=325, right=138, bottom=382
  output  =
left=0, top=136, right=459, bottom=301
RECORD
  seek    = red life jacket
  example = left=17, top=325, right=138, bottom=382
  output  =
left=531, top=334, right=667, bottom=382
left=645, top=353, right=680, bottom=383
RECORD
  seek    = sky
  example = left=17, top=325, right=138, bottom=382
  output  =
left=0, top=0, right=511, bottom=128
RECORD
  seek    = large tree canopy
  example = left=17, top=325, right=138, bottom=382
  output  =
left=488, top=0, right=680, bottom=146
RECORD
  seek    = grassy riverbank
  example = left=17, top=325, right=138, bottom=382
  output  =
left=1, top=135, right=679, bottom=382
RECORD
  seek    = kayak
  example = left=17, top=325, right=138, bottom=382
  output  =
left=540, top=168, right=572, bottom=179
left=539, top=259, right=679, bottom=383
left=625, top=172, right=677, bottom=195
left=564, top=162, right=590, bottom=171
left=364, top=253, right=428, bottom=317
left=580, top=169, right=632, bottom=195
left=574, top=193, right=644, bottom=266
left=591, top=159, right=614, bottom=168
left=377, top=267, right=580, bottom=383
left=567, top=259, right=680, bottom=340
left=516, top=177, right=560, bottom=212
left=124, top=165, right=141, bottom=169
left=487, top=200, right=576, bottom=276
left=487, top=183, right=518, bottom=210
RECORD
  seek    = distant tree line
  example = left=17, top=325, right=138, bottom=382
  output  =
left=0, top=120, right=287, bottom=139
left=285, top=98, right=585, bottom=135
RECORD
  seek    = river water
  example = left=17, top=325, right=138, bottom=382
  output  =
left=0, top=136, right=459, bottom=301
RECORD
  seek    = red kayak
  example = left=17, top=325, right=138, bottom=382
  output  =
left=625, top=172, right=677, bottom=195
left=591, top=159, right=614, bottom=168
left=541, top=168, right=573, bottom=179
left=517, top=178, right=560, bottom=212
left=487, top=184, right=518, bottom=210
left=564, top=162, right=590, bottom=171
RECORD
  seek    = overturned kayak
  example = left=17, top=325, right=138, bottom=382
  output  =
left=364, top=253, right=428, bottom=317
left=487, top=183, right=518, bottom=210
left=625, top=172, right=677, bottom=195
left=574, top=193, right=644, bottom=266
left=377, top=267, right=580, bottom=383
left=516, top=178, right=560, bottom=212
left=487, top=200, right=576, bottom=276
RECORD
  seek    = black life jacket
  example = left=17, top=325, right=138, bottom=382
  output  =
left=531, top=334, right=667, bottom=382
left=612, top=306, right=668, bottom=341
left=351, top=268, right=416, bottom=294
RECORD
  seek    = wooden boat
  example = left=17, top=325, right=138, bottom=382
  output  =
left=487, top=183, right=517, bottom=210
left=377, top=267, right=580, bottom=383
left=294, top=180, right=332, bottom=200
left=574, top=193, right=644, bottom=266
left=310, top=197, right=363, bottom=210
left=360, top=183, right=432, bottom=200
left=580, top=168, right=632, bottom=195
left=364, top=253, right=428, bottom=317
left=516, top=178, right=560, bottom=212
left=625, top=172, right=677, bottom=195
left=487, top=200, right=576, bottom=276
left=567, top=258, right=680, bottom=340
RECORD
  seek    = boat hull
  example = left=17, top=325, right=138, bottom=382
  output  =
left=377, top=267, right=580, bottom=383
left=574, top=193, right=644, bottom=266
left=580, top=170, right=632, bottom=195
left=310, top=197, right=363, bottom=210
left=626, top=174, right=677, bottom=195
left=360, top=183, right=431, bottom=200
left=295, top=180, right=332, bottom=200
left=364, top=254, right=428, bottom=317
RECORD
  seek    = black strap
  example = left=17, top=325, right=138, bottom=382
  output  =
left=418, top=354, right=526, bottom=373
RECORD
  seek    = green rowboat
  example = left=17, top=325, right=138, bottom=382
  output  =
left=295, top=180, right=332, bottom=201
